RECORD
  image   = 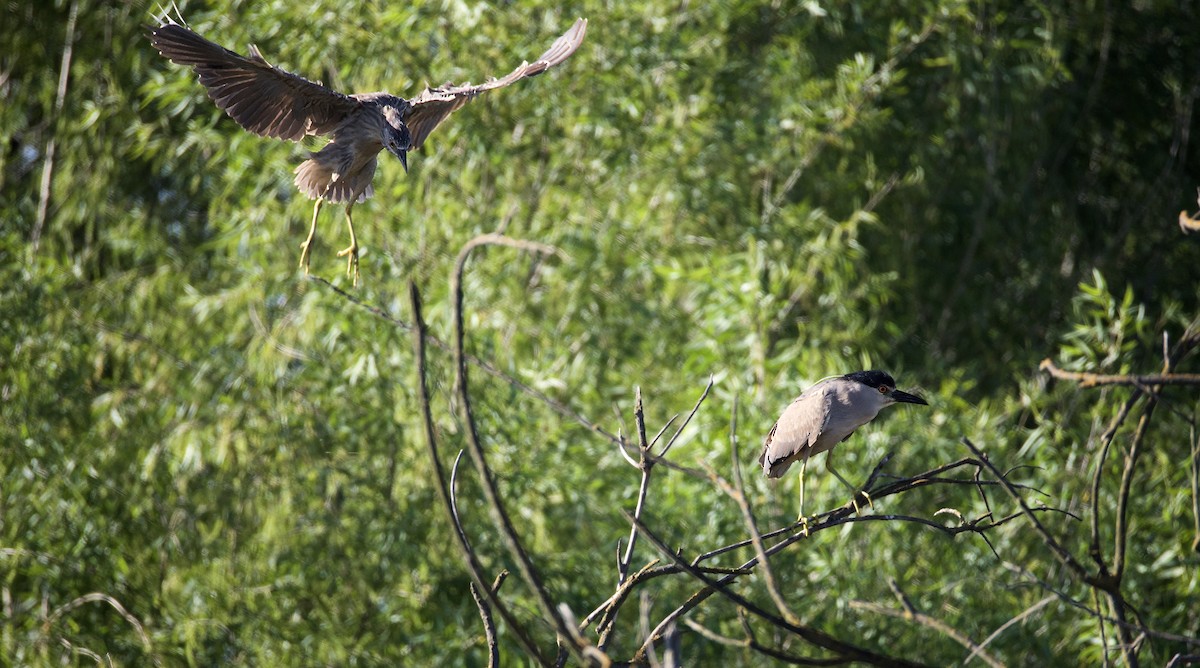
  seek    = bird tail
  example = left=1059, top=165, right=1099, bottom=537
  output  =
left=293, top=158, right=372, bottom=204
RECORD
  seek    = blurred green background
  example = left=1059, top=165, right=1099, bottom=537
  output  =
left=3, top=0, right=1199, bottom=664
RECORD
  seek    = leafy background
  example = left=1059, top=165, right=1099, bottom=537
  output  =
left=2, top=0, right=1199, bottom=664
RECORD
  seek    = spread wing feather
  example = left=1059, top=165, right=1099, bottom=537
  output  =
left=150, top=19, right=360, bottom=141
left=404, top=18, right=587, bottom=150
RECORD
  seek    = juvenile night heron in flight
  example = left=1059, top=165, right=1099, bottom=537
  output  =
left=149, top=14, right=587, bottom=285
left=759, top=370, right=927, bottom=519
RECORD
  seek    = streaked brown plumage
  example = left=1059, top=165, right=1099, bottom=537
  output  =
left=149, top=14, right=587, bottom=285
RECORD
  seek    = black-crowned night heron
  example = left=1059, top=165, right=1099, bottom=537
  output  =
left=759, top=370, right=928, bottom=519
left=149, top=15, right=587, bottom=285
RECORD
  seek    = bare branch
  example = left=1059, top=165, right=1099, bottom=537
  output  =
left=41, top=592, right=158, bottom=667
left=658, top=376, right=714, bottom=457
left=965, top=595, right=1055, bottom=665
left=726, top=394, right=800, bottom=626
left=450, top=235, right=599, bottom=664
left=310, top=275, right=622, bottom=446
left=1040, top=359, right=1200, bottom=388
left=470, top=582, right=499, bottom=668
left=960, top=439, right=1096, bottom=586
left=624, top=510, right=928, bottom=667
left=849, top=593, right=1004, bottom=668
left=408, top=282, right=550, bottom=665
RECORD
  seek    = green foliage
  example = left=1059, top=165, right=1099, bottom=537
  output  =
left=2, top=0, right=1198, bottom=664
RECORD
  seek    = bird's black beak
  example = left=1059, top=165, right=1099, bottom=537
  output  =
left=891, top=389, right=928, bottom=405
left=399, top=150, right=409, bottom=173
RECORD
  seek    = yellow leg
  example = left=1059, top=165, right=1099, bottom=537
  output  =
left=827, top=453, right=872, bottom=514
left=795, top=457, right=810, bottom=535
left=299, top=197, right=323, bottom=274
left=335, top=202, right=360, bottom=287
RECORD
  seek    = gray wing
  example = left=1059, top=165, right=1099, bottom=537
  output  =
left=149, top=18, right=360, bottom=141
left=759, top=382, right=834, bottom=478
left=404, top=18, right=587, bottom=150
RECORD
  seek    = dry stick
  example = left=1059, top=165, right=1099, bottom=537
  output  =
left=1089, top=395, right=1138, bottom=575
left=450, top=235, right=597, bottom=664
left=310, top=276, right=708, bottom=482
left=1191, top=421, right=1200, bottom=552
left=1107, top=391, right=1166, bottom=667
left=848, top=578, right=1005, bottom=668
left=998, top=561, right=1200, bottom=650
left=309, top=275, right=621, bottom=445
left=41, top=592, right=158, bottom=667
left=1039, top=360, right=1200, bottom=387
left=597, top=388, right=653, bottom=653
left=408, top=282, right=550, bottom=665
left=960, top=439, right=1096, bottom=585
left=623, top=511, right=926, bottom=668
left=632, top=460, right=1014, bottom=658
left=616, top=380, right=713, bottom=584
left=31, top=0, right=79, bottom=255
left=469, top=583, right=499, bottom=668
left=617, top=387, right=652, bottom=588
left=596, top=379, right=713, bottom=651
left=681, top=618, right=846, bottom=666
left=726, top=395, right=801, bottom=626
left=964, top=595, right=1055, bottom=665
left=453, top=452, right=501, bottom=668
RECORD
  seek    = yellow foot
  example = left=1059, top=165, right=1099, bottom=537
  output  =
left=337, top=243, right=360, bottom=287
left=794, top=514, right=811, bottom=538
left=298, top=240, right=314, bottom=275
left=849, top=489, right=873, bottom=515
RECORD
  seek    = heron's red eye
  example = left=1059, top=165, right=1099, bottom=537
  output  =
left=879, top=386, right=889, bottom=394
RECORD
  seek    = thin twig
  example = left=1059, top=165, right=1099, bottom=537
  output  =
left=727, top=394, right=801, bottom=625
left=310, top=275, right=621, bottom=445
left=960, top=439, right=1096, bottom=586
left=408, top=282, right=550, bottom=665
left=624, top=511, right=926, bottom=668
left=1040, top=359, right=1200, bottom=387
left=41, top=592, right=158, bottom=667
left=450, top=235, right=598, bottom=664
left=848, top=594, right=1004, bottom=668
left=965, top=595, right=1054, bottom=665
left=31, top=0, right=79, bottom=255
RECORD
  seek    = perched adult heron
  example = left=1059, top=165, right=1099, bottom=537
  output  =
left=759, top=370, right=928, bottom=518
left=149, top=15, right=588, bottom=285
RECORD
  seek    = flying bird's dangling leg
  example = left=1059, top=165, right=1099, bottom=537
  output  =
left=299, top=197, right=324, bottom=275
left=336, top=202, right=360, bottom=287
left=826, top=451, right=872, bottom=514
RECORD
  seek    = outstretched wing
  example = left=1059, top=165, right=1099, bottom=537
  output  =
left=759, top=382, right=834, bottom=478
left=404, top=18, right=587, bottom=150
left=149, top=18, right=360, bottom=141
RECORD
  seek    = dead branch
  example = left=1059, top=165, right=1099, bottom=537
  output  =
left=40, top=592, right=158, bottom=667
left=848, top=578, right=1005, bottom=668
left=450, top=234, right=602, bottom=664
left=1040, top=360, right=1200, bottom=388
left=725, top=395, right=800, bottom=626
left=625, top=510, right=928, bottom=668
left=408, top=282, right=550, bottom=665
left=311, top=274, right=621, bottom=445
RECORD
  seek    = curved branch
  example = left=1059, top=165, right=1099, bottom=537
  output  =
left=450, top=235, right=600, bottom=664
left=408, top=282, right=551, bottom=665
